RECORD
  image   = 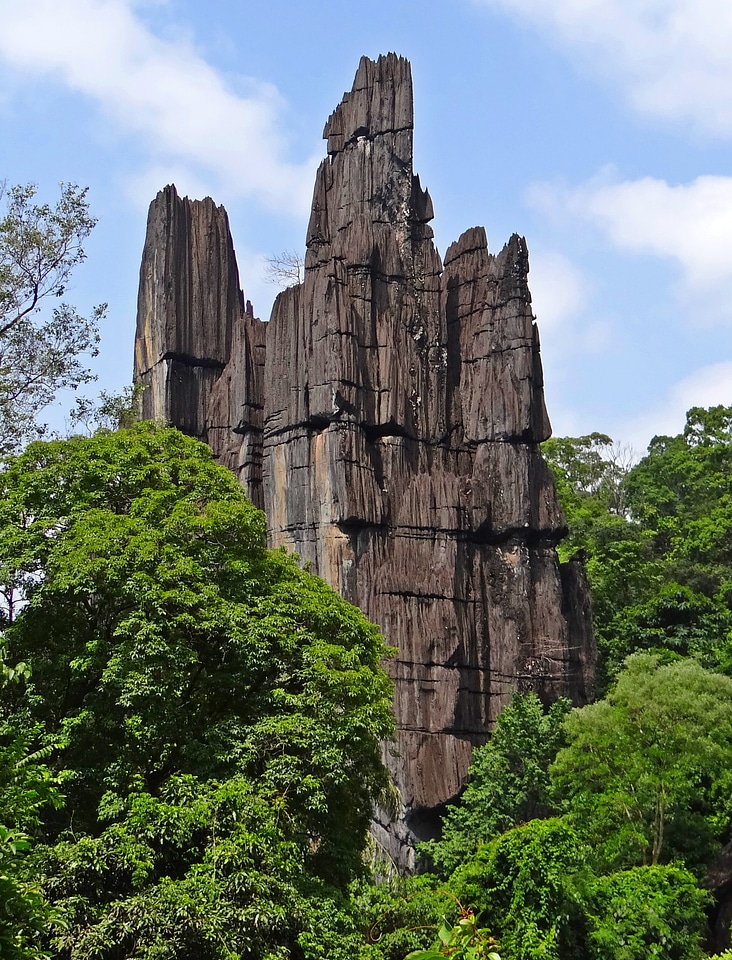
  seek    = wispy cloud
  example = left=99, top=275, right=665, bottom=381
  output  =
left=475, top=0, right=732, bottom=137
left=616, top=361, right=732, bottom=451
left=529, top=246, right=611, bottom=362
left=0, top=0, right=317, bottom=212
left=529, top=249, right=587, bottom=331
left=528, top=172, right=732, bottom=321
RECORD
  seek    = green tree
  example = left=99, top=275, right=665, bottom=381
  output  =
left=444, top=821, right=708, bottom=960
left=449, top=818, right=585, bottom=960
left=0, top=181, right=104, bottom=456
left=601, top=582, right=732, bottom=679
left=0, top=666, right=63, bottom=960
left=542, top=432, right=630, bottom=525
left=543, top=413, right=732, bottom=685
left=625, top=406, right=732, bottom=589
left=551, top=654, right=732, bottom=875
left=583, top=864, right=708, bottom=960
left=0, top=423, right=394, bottom=959
left=405, top=911, right=501, bottom=960
left=421, top=694, right=570, bottom=876
left=354, top=874, right=459, bottom=960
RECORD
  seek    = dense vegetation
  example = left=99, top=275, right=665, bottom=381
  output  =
left=3, top=183, right=732, bottom=958
left=358, top=408, right=732, bottom=960
left=5, top=412, right=732, bottom=959
left=0, top=425, right=394, bottom=959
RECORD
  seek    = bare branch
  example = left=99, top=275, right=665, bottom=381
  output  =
left=263, top=250, right=304, bottom=288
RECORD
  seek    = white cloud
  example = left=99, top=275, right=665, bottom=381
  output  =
left=617, top=361, right=732, bottom=451
left=528, top=173, right=732, bottom=320
left=528, top=247, right=611, bottom=361
left=0, top=0, right=317, bottom=212
left=528, top=249, right=586, bottom=331
left=476, top=0, right=732, bottom=137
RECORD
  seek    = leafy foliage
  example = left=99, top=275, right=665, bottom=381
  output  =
left=406, top=910, right=501, bottom=960
left=35, top=775, right=367, bottom=960
left=421, top=694, right=570, bottom=876
left=0, top=423, right=395, bottom=958
left=354, top=874, right=459, bottom=960
left=551, top=654, right=732, bottom=874
left=542, top=432, right=630, bottom=526
left=0, top=692, right=63, bottom=959
left=450, top=819, right=585, bottom=960
left=0, top=182, right=104, bottom=455
left=543, top=410, right=732, bottom=686
left=583, top=864, right=709, bottom=960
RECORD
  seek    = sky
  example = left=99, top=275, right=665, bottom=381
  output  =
left=2, top=0, right=732, bottom=454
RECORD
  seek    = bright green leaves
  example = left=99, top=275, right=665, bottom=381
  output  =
left=406, top=913, right=501, bottom=960
left=0, top=423, right=395, bottom=959
left=421, top=694, right=570, bottom=876
left=551, top=654, right=732, bottom=875
left=0, top=717, right=64, bottom=960
left=405, top=662, right=729, bottom=960
left=584, top=865, right=709, bottom=960
left=543, top=409, right=732, bottom=686
left=450, top=819, right=585, bottom=960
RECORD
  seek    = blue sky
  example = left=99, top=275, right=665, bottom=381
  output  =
left=2, top=0, right=732, bottom=453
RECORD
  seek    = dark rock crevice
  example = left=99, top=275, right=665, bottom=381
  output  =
left=132, top=52, right=596, bottom=871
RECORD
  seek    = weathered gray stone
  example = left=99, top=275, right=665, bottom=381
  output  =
left=134, top=185, right=266, bottom=506
left=133, top=52, right=596, bottom=869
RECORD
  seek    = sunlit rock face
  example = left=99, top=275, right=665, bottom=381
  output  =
left=134, top=186, right=266, bottom=508
left=133, top=53, right=596, bottom=868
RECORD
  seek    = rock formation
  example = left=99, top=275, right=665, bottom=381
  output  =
left=134, top=188, right=266, bottom=508
left=134, top=53, right=595, bottom=867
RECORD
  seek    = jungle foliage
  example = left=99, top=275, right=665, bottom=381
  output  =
left=0, top=423, right=394, bottom=959
left=542, top=407, right=732, bottom=684
left=2, top=280, right=732, bottom=960
left=375, top=409, right=732, bottom=960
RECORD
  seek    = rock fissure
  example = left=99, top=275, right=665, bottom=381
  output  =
left=133, top=52, right=596, bottom=869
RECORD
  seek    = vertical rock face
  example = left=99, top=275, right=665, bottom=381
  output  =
left=133, top=53, right=595, bottom=867
left=134, top=186, right=266, bottom=507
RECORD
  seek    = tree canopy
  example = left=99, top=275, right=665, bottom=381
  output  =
left=421, top=693, right=570, bottom=876
left=551, top=654, right=732, bottom=875
left=543, top=408, right=732, bottom=685
left=0, top=423, right=394, bottom=959
left=0, top=181, right=104, bottom=456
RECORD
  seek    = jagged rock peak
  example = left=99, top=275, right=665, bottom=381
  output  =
left=134, top=183, right=266, bottom=504
left=323, top=53, right=413, bottom=156
left=133, top=54, right=596, bottom=870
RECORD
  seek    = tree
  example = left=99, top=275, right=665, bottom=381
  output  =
left=405, top=910, right=502, bottom=960
left=0, top=423, right=394, bottom=959
left=543, top=415, right=732, bottom=686
left=0, top=181, right=104, bottom=456
left=601, top=582, right=732, bottom=679
left=68, top=383, right=142, bottom=433
left=583, top=864, right=708, bottom=960
left=624, top=406, right=732, bottom=582
left=263, top=250, right=305, bottom=288
left=550, top=654, right=732, bottom=875
left=420, top=694, right=570, bottom=876
left=450, top=818, right=586, bottom=960
left=0, top=666, right=63, bottom=960
left=542, top=432, right=632, bottom=523
left=353, top=874, right=461, bottom=960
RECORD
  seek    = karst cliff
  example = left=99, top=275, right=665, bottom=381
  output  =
left=133, top=53, right=596, bottom=866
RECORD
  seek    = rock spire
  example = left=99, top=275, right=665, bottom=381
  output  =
left=133, top=53, right=595, bottom=867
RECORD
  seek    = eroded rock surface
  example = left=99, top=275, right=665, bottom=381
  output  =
left=135, top=186, right=266, bottom=507
left=133, top=53, right=595, bottom=868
